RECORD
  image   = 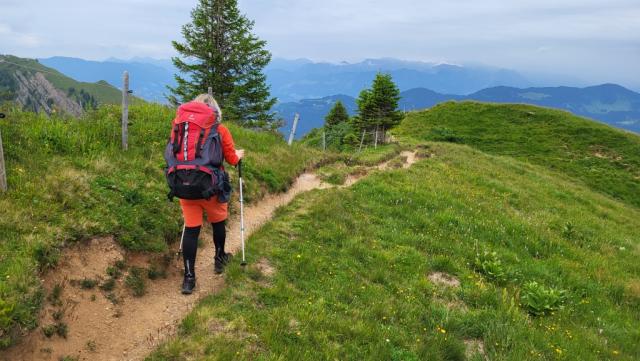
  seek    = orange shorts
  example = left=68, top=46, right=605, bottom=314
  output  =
left=179, top=198, right=228, bottom=227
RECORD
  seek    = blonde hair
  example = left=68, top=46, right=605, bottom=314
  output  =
left=193, top=94, right=222, bottom=121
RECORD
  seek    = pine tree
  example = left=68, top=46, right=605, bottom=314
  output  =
left=371, top=73, right=403, bottom=130
left=324, top=101, right=349, bottom=128
left=355, top=89, right=374, bottom=132
left=355, top=73, right=403, bottom=140
left=169, top=0, right=278, bottom=129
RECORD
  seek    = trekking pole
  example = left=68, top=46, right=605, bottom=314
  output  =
left=238, top=160, right=247, bottom=267
left=176, top=224, right=185, bottom=261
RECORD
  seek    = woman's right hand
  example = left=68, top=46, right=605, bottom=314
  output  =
left=236, top=149, right=245, bottom=160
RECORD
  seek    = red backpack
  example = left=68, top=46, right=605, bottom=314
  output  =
left=164, top=102, right=230, bottom=201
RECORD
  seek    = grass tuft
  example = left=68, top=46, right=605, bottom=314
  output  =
left=125, top=267, right=146, bottom=297
left=79, top=278, right=98, bottom=290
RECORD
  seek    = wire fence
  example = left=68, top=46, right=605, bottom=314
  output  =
left=0, top=126, right=7, bottom=193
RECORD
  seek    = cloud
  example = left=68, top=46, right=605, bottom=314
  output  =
left=0, top=0, right=638, bottom=88
left=0, top=23, right=41, bottom=48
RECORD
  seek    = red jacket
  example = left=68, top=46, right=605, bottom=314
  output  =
left=218, top=123, right=240, bottom=168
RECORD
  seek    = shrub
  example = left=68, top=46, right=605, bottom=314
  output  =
left=79, top=278, right=98, bottom=290
left=99, top=278, right=116, bottom=292
left=42, top=324, right=56, bottom=338
left=520, top=281, right=567, bottom=316
left=114, top=260, right=127, bottom=270
left=54, top=322, right=68, bottom=338
left=473, top=251, right=507, bottom=283
left=106, top=266, right=122, bottom=279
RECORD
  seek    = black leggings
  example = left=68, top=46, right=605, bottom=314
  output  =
left=182, top=221, right=226, bottom=277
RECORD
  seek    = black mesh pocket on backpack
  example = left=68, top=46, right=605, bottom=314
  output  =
left=215, top=170, right=232, bottom=203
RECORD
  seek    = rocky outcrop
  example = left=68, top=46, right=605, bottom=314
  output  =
left=13, top=71, right=84, bottom=117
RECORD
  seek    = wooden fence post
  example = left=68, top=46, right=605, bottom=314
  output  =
left=322, top=130, right=326, bottom=151
left=208, top=87, right=213, bottom=97
left=358, top=129, right=366, bottom=153
left=121, top=71, right=129, bottom=151
left=0, top=128, right=7, bottom=193
left=287, top=113, right=300, bottom=146
left=374, top=125, right=379, bottom=149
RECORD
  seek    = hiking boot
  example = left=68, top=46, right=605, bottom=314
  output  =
left=181, top=276, right=196, bottom=294
left=214, top=253, right=233, bottom=274
left=221, top=252, right=233, bottom=265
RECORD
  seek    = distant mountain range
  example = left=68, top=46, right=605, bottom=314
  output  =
left=275, top=84, right=640, bottom=137
left=39, top=56, right=541, bottom=103
left=265, top=58, right=534, bottom=102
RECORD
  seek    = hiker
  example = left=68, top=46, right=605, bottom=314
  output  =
left=164, top=94, right=245, bottom=294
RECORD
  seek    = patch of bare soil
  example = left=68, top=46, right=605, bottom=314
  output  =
left=428, top=272, right=461, bottom=288
left=2, top=150, right=421, bottom=361
left=400, top=150, right=418, bottom=168
left=344, top=150, right=419, bottom=186
left=254, top=258, right=275, bottom=278
left=464, top=339, right=487, bottom=360
left=434, top=297, right=468, bottom=313
left=591, top=146, right=623, bottom=161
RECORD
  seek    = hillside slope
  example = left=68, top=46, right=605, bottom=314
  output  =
left=275, top=85, right=640, bottom=138
left=0, top=104, right=321, bottom=348
left=395, top=101, right=640, bottom=208
left=0, top=55, right=128, bottom=116
left=468, top=84, right=640, bottom=133
left=149, top=142, right=640, bottom=360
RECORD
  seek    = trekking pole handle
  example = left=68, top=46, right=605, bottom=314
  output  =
left=237, top=160, right=243, bottom=178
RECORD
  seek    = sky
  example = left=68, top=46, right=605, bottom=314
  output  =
left=1, top=0, right=639, bottom=89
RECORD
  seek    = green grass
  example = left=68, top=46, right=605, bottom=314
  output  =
left=148, top=142, right=639, bottom=360
left=349, top=143, right=406, bottom=166
left=0, top=103, right=321, bottom=347
left=316, top=163, right=362, bottom=185
left=395, top=101, right=640, bottom=208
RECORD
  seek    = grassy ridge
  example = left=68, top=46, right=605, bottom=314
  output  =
left=0, top=103, right=321, bottom=347
left=395, top=101, right=640, bottom=208
left=148, top=143, right=639, bottom=360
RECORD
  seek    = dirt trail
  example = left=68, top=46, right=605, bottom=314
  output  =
left=344, top=150, right=418, bottom=186
left=2, top=151, right=418, bottom=361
